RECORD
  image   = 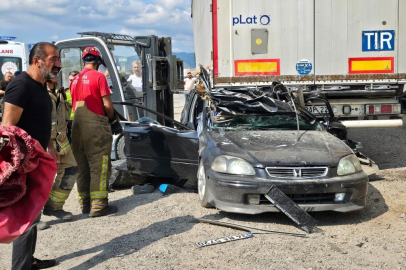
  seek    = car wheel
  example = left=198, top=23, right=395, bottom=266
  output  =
left=198, top=160, right=212, bottom=208
left=115, top=134, right=126, bottom=160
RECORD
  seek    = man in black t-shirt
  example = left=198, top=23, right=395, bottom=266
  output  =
left=2, top=42, right=61, bottom=270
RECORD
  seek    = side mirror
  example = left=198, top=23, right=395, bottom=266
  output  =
left=327, top=122, right=348, bottom=141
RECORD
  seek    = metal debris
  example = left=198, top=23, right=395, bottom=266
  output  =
left=197, top=218, right=306, bottom=238
left=265, top=186, right=319, bottom=233
left=196, top=233, right=254, bottom=248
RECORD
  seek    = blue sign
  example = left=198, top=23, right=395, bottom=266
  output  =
left=296, top=60, right=312, bottom=75
left=362, top=30, right=395, bottom=51
left=0, top=36, right=16, bottom=41
left=27, top=44, right=35, bottom=52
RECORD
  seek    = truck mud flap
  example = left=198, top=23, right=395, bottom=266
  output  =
left=265, top=186, right=319, bottom=233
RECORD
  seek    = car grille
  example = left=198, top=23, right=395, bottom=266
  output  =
left=259, top=193, right=337, bottom=205
left=266, top=167, right=328, bottom=179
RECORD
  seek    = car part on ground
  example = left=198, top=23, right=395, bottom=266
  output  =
left=109, top=160, right=145, bottom=188
left=265, top=186, right=319, bottom=233
left=196, top=233, right=254, bottom=248
left=197, top=218, right=307, bottom=238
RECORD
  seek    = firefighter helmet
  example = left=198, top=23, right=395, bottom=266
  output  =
left=81, top=47, right=101, bottom=59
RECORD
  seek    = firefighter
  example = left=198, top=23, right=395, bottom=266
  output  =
left=70, top=47, right=122, bottom=217
left=42, top=77, right=77, bottom=220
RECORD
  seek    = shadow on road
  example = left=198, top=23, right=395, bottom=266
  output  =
left=55, top=214, right=216, bottom=269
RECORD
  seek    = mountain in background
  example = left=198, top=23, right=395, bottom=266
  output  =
left=175, top=52, right=196, bottom=69
left=116, top=52, right=196, bottom=72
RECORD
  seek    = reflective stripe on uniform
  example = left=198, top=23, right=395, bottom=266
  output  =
left=99, top=155, right=108, bottom=192
left=49, top=190, right=70, bottom=203
left=90, top=191, right=108, bottom=199
left=78, top=192, right=90, bottom=199
left=59, top=139, right=71, bottom=152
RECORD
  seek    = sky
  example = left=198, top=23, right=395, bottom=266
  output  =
left=0, top=0, right=194, bottom=53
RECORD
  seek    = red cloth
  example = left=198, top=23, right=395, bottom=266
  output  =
left=0, top=126, right=57, bottom=243
left=69, top=68, right=112, bottom=116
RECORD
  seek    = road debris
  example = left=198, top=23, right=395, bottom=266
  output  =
left=131, top=184, right=155, bottom=195
left=196, top=233, right=254, bottom=248
left=197, top=218, right=306, bottom=238
left=265, top=186, right=319, bottom=233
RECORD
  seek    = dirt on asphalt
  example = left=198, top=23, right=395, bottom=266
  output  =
left=0, top=128, right=405, bottom=270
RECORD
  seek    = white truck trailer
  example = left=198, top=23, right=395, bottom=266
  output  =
left=191, top=0, right=406, bottom=127
left=0, top=37, right=29, bottom=81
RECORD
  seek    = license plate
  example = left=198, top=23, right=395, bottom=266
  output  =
left=305, top=106, right=328, bottom=115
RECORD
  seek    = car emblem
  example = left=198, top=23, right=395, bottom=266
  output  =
left=293, top=169, right=302, bottom=177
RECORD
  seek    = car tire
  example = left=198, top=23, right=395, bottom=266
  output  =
left=198, top=159, right=212, bottom=208
left=115, top=134, right=126, bottom=160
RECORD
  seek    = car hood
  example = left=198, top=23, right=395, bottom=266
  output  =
left=208, top=130, right=352, bottom=167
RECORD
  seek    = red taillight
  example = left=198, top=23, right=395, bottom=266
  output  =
left=381, top=105, right=392, bottom=113
left=368, top=105, right=374, bottom=114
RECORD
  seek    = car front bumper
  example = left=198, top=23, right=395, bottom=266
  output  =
left=205, top=168, right=369, bottom=214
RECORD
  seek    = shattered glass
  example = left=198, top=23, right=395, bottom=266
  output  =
left=210, top=114, right=322, bottom=131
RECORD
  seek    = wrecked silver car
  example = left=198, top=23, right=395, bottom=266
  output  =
left=122, top=76, right=371, bottom=214
left=195, top=81, right=369, bottom=214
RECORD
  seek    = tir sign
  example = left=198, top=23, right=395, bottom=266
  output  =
left=362, top=30, right=395, bottom=51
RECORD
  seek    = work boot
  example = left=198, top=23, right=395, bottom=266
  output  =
left=31, top=258, right=56, bottom=269
left=43, top=208, right=73, bottom=221
left=89, top=198, right=117, bottom=217
left=89, top=205, right=118, bottom=218
left=79, top=198, right=91, bottom=214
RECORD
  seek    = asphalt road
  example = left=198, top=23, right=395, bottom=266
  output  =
left=348, top=124, right=406, bottom=170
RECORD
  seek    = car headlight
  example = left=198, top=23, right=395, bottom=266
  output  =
left=211, top=155, right=255, bottom=175
left=337, top=154, right=362, bottom=175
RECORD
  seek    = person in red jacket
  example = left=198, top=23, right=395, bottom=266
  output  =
left=70, top=47, right=122, bottom=217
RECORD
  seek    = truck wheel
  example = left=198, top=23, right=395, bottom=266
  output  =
left=198, top=160, right=212, bottom=208
left=115, top=134, right=126, bottom=160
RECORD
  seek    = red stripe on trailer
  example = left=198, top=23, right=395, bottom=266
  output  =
left=213, top=0, right=219, bottom=77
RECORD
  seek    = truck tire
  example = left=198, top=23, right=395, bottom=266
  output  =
left=115, top=134, right=126, bottom=160
left=198, top=160, right=212, bottom=208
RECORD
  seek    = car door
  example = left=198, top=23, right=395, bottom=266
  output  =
left=124, top=107, right=199, bottom=180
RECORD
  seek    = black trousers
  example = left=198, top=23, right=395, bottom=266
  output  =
left=11, top=214, right=41, bottom=270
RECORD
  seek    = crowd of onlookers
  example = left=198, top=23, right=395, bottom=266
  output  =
left=0, top=71, right=21, bottom=116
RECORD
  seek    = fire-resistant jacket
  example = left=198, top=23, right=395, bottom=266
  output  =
left=48, top=83, right=72, bottom=155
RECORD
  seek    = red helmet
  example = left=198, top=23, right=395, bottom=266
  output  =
left=82, top=47, right=101, bottom=59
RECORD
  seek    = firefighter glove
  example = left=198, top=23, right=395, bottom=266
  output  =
left=109, top=115, right=123, bottom=135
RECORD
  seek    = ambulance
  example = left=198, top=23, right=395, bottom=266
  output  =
left=0, top=36, right=29, bottom=81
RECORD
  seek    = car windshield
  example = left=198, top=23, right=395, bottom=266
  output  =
left=210, top=114, right=322, bottom=131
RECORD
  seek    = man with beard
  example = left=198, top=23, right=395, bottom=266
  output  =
left=2, top=42, right=61, bottom=270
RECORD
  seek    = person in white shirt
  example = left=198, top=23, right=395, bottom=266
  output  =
left=127, top=61, right=142, bottom=94
left=184, top=71, right=196, bottom=100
